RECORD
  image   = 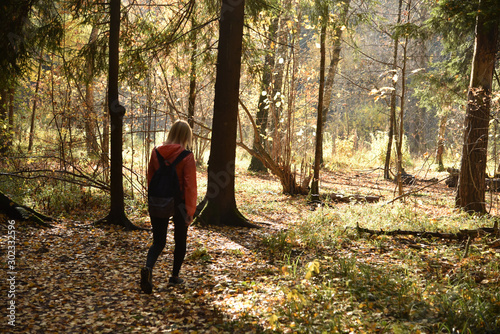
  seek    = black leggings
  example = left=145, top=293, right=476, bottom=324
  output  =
left=146, top=207, right=188, bottom=277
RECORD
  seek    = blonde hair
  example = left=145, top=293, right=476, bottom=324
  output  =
left=166, top=120, right=192, bottom=149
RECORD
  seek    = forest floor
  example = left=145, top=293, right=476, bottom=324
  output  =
left=1, top=166, right=500, bottom=333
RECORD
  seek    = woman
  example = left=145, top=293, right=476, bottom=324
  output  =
left=141, top=120, right=197, bottom=294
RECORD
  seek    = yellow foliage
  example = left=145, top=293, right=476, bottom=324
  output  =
left=305, top=259, right=320, bottom=280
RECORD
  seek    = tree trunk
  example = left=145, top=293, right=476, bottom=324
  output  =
left=187, top=8, right=197, bottom=130
left=98, top=0, right=137, bottom=230
left=0, top=87, right=14, bottom=153
left=384, top=102, right=396, bottom=179
left=196, top=0, right=255, bottom=227
left=84, top=26, right=100, bottom=156
left=248, top=17, right=279, bottom=173
left=0, top=89, right=8, bottom=154
left=8, top=88, right=14, bottom=148
left=384, top=0, right=402, bottom=180
left=396, top=31, right=409, bottom=197
left=320, top=0, right=351, bottom=163
left=100, top=96, right=110, bottom=181
left=271, top=18, right=288, bottom=159
left=409, top=6, right=429, bottom=156
left=28, top=48, right=44, bottom=152
left=283, top=7, right=301, bottom=191
left=436, top=114, right=448, bottom=171
left=456, top=0, right=499, bottom=213
left=310, top=24, right=327, bottom=202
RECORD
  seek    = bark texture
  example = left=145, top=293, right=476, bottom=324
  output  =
left=99, top=0, right=137, bottom=230
left=456, top=1, right=499, bottom=213
left=197, top=0, right=255, bottom=227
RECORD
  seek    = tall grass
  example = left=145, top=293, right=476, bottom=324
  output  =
left=260, top=202, right=500, bottom=333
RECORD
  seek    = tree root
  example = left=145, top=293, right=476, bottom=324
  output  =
left=195, top=198, right=259, bottom=228
left=95, top=211, right=143, bottom=231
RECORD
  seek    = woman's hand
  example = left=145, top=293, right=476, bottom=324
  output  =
left=186, top=216, right=193, bottom=227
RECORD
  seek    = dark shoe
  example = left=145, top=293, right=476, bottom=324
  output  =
left=168, top=276, right=184, bottom=285
left=140, top=267, right=153, bottom=294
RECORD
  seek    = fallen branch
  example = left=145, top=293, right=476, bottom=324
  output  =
left=356, top=223, right=498, bottom=240
left=488, top=239, right=500, bottom=248
left=0, top=169, right=110, bottom=191
left=325, top=192, right=381, bottom=203
left=385, top=176, right=450, bottom=205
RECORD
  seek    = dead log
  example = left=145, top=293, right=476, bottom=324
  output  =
left=0, top=190, right=53, bottom=227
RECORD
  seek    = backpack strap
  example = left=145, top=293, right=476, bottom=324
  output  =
left=154, top=148, right=191, bottom=167
left=171, top=150, right=191, bottom=167
left=154, top=148, right=165, bottom=166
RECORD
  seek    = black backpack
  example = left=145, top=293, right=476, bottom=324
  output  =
left=148, top=148, right=191, bottom=218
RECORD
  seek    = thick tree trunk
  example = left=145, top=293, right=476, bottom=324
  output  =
left=456, top=1, right=499, bottom=213
left=310, top=24, right=327, bottom=202
left=197, top=0, right=255, bottom=227
left=0, top=87, right=14, bottom=152
left=409, top=5, right=429, bottom=155
left=98, top=0, right=137, bottom=230
left=320, top=40, right=342, bottom=164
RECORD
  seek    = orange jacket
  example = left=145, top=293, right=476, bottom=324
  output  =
left=147, top=144, right=197, bottom=217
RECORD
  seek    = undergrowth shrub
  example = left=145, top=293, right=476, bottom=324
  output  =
left=323, top=131, right=415, bottom=172
left=33, top=181, right=109, bottom=219
left=369, top=131, right=413, bottom=169
left=325, top=134, right=370, bottom=170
